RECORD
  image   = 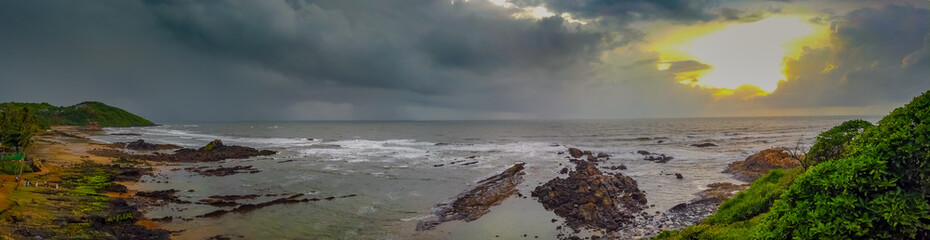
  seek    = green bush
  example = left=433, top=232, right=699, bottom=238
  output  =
left=0, top=159, right=33, bottom=174
left=656, top=90, right=930, bottom=240
left=804, top=119, right=873, bottom=168
left=846, top=91, right=930, bottom=200
left=756, top=90, right=930, bottom=239
left=755, top=155, right=929, bottom=239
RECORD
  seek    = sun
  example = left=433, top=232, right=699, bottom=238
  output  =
left=651, top=16, right=829, bottom=95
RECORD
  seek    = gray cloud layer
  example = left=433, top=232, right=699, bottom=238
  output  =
left=763, top=5, right=930, bottom=108
left=0, top=0, right=927, bottom=120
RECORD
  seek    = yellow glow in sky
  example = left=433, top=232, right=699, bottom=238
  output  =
left=652, top=16, right=829, bottom=94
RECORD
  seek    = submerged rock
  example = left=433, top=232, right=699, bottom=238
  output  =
left=638, top=150, right=673, bottom=163
left=188, top=165, right=261, bottom=177
left=690, top=143, right=717, bottom=148
left=135, top=189, right=191, bottom=204
left=417, top=163, right=526, bottom=231
left=532, top=161, right=647, bottom=230
left=724, top=149, right=800, bottom=181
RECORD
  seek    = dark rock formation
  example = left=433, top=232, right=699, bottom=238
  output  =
left=696, top=182, right=747, bottom=203
left=675, top=173, right=683, bottom=179
left=110, top=133, right=141, bottom=136
left=135, top=189, right=191, bottom=204
left=532, top=161, right=647, bottom=230
left=196, top=194, right=260, bottom=207
left=417, top=163, right=526, bottom=231
left=105, top=183, right=129, bottom=193
left=602, top=165, right=627, bottom=171
left=187, top=165, right=261, bottom=177
left=125, top=139, right=182, bottom=151
left=568, top=148, right=585, bottom=158
left=197, top=193, right=355, bottom=218
left=637, top=150, right=673, bottom=163
left=691, top=143, right=717, bottom=148
left=724, top=149, right=800, bottom=181
left=91, top=139, right=276, bottom=162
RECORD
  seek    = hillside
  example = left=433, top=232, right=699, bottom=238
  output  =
left=0, top=101, right=155, bottom=128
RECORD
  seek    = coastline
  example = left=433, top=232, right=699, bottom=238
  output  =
left=0, top=126, right=168, bottom=239
left=1, top=120, right=829, bottom=239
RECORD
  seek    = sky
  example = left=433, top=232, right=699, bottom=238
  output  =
left=0, top=0, right=928, bottom=121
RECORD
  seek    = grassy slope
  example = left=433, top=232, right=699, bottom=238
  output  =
left=0, top=101, right=154, bottom=128
left=653, top=168, right=804, bottom=240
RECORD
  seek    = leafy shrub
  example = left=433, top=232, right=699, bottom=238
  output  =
left=755, top=155, right=929, bottom=239
left=846, top=91, right=930, bottom=200
left=756, top=90, right=930, bottom=239
left=804, top=119, right=873, bottom=168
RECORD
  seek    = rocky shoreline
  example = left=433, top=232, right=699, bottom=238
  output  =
left=5, top=126, right=805, bottom=239
left=417, top=146, right=797, bottom=239
left=0, top=127, right=292, bottom=239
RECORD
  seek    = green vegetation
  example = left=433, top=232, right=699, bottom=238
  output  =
left=757, top=90, right=930, bottom=239
left=705, top=169, right=803, bottom=225
left=0, top=105, right=41, bottom=152
left=0, top=159, right=33, bottom=174
left=653, top=168, right=803, bottom=240
left=803, top=119, right=873, bottom=169
left=654, top=90, right=930, bottom=240
left=0, top=101, right=154, bottom=128
left=60, top=160, right=114, bottom=214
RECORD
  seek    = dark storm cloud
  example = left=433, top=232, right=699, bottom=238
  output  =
left=0, top=0, right=924, bottom=120
left=142, top=0, right=616, bottom=94
left=512, top=0, right=720, bottom=23
left=0, top=0, right=620, bottom=120
left=760, top=4, right=930, bottom=108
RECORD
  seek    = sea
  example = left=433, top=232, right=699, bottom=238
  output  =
left=89, top=116, right=878, bottom=239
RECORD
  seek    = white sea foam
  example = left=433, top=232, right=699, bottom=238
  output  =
left=399, top=215, right=432, bottom=222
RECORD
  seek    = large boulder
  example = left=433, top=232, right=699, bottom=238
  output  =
left=724, top=149, right=800, bottom=181
left=532, top=161, right=647, bottom=230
